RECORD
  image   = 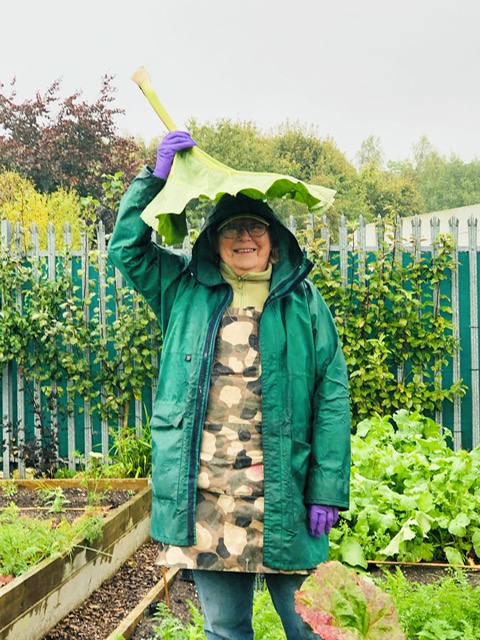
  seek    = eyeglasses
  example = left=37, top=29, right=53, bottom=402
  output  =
left=219, top=222, right=269, bottom=239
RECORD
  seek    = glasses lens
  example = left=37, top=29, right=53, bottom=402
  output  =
left=221, top=223, right=267, bottom=238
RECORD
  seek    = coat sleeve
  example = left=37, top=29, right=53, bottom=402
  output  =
left=304, top=283, right=351, bottom=509
left=107, top=167, right=190, bottom=333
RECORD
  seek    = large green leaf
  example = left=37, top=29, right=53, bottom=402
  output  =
left=130, top=67, right=336, bottom=244
left=141, top=145, right=336, bottom=244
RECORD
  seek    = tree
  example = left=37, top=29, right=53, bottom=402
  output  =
left=0, top=171, right=84, bottom=249
left=356, top=134, right=385, bottom=169
left=359, top=162, right=424, bottom=220
left=0, top=75, right=141, bottom=201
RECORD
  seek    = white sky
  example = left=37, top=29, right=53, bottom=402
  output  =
left=1, top=0, right=479, bottom=165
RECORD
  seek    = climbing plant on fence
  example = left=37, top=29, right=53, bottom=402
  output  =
left=0, top=221, right=468, bottom=476
left=306, top=231, right=466, bottom=426
left=0, top=238, right=161, bottom=474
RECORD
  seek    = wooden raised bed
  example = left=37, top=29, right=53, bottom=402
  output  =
left=0, top=479, right=152, bottom=640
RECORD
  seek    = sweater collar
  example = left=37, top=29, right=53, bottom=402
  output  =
left=219, top=261, right=272, bottom=283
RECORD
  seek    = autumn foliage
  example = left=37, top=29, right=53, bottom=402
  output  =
left=0, top=75, right=140, bottom=200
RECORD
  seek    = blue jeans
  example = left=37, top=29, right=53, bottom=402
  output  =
left=192, top=570, right=319, bottom=640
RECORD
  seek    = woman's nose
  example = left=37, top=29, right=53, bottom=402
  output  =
left=238, top=227, right=252, bottom=240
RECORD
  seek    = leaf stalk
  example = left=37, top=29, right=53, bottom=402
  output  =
left=131, top=66, right=178, bottom=132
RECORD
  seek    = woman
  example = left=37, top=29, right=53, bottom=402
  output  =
left=108, top=131, right=351, bottom=640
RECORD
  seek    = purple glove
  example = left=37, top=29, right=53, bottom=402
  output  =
left=153, top=130, right=196, bottom=179
left=308, top=505, right=339, bottom=538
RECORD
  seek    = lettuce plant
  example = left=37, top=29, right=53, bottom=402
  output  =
left=131, top=67, right=336, bottom=244
left=294, top=561, right=406, bottom=639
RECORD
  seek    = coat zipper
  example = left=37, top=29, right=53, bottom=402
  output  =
left=186, top=263, right=310, bottom=545
left=186, top=287, right=232, bottom=543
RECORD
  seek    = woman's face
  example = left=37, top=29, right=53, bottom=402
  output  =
left=218, top=217, right=271, bottom=275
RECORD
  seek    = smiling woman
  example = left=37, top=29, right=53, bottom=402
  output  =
left=107, top=131, right=351, bottom=640
left=217, top=216, right=271, bottom=275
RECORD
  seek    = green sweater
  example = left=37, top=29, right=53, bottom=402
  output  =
left=219, top=261, right=271, bottom=310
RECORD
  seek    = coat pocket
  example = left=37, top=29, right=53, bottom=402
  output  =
left=151, top=399, right=186, bottom=429
left=151, top=400, right=187, bottom=503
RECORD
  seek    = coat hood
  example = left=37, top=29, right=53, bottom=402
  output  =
left=189, top=193, right=312, bottom=289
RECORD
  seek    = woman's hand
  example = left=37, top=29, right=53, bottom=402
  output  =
left=153, top=130, right=196, bottom=179
left=308, top=505, right=339, bottom=538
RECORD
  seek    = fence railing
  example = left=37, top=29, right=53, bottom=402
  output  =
left=1, top=212, right=479, bottom=478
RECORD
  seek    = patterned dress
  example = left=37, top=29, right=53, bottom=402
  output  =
left=158, top=306, right=283, bottom=573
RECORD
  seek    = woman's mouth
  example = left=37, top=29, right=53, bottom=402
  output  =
left=234, top=248, right=256, bottom=253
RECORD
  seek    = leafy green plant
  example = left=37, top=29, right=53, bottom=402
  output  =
left=107, top=413, right=152, bottom=478
left=308, top=229, right=465, bottom=425
left=377, top=568, right=480, bottom=640
left=76, top=452, right=111, bottom=506
left=0, top=242, right=161, bottom=478
left=330, top=411, right=480, bottom=566
left=152, top=601, right=205, bottom=639
left=1, top=480, right=18, bottom=498
left=0, top=503, right=103, bottom=577
left=252, top=585, right=286, bottom=639
left=37, top=485, right=70, bottom=513
left=54, top=466, right=77, bottom=479
left=149, top=587, right=286, bottom=640
left=131, top=66, right=335, bottom=244
left=295, top=561, right=406, bottom=639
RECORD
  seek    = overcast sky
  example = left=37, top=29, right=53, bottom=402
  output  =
left=1, top=0, right=479, bottom=166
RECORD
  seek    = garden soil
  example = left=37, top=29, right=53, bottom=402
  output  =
left=42, top=540, right=201, bottom=640
left=42, top=544, right=480, bottom=640
left=2, top=489, right=479, bottom=639
left=0, top=487, right=199, bottom=639
left=0, top=487, right=136, bottom=524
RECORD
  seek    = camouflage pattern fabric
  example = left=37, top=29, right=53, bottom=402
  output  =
left=158, top=308, right=302, bottom=572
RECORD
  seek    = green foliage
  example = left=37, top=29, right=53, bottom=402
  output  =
left=149, top=588, right=286, bottom=640
left=377, top=568, right=480, bottom=640
left=1, top=480, right=18, bottom=498
left=187, top=118, right=367, bottom=231
left=140, top=136, right=335, bottom=245
left=358, top=162, right=425, bottom=220
left=330, top=411, right=480, bottom=566
left=308, top=227, right=464, bottom=423
left=152, top=601, right=206, bottom=639
left=37, top=484, right=70, bottom=513
left=0, top=502, right=103, bottom=576
left=107, top=415, right=152, bottom=478
left=295, top=561, right=405, bottom=639
left=0, top=242, right=160, bottom=476
left=252, top=586, right=286, bottom=639
left=391, top=135, right=480, bottom=213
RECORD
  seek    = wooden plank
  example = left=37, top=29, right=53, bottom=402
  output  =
left=105, top=568, right=178, bottom=640
left=1, top=221, right=13, bottom=479
left=0, top=486, right=151, bottom=623
left=0, top=478, right=149, bottom=490
left=96, top=221, right=110, bottom=456
left=0, top=485, right=152, bottom=640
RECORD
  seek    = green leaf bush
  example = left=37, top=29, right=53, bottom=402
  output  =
left=0, top=243, right=161, bottom=474
left=307, top=229, right=465, bottom=425
left=330, top=411, right=480, bottom=567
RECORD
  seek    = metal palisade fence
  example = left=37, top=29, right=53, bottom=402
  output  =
left=0, top=212, right=479, bottom=479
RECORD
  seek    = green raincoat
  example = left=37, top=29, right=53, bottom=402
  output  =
left=108, top=167, right=351, bottom=570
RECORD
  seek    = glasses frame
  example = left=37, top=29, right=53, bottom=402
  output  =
left=219, top=221, right=269, bottom=240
